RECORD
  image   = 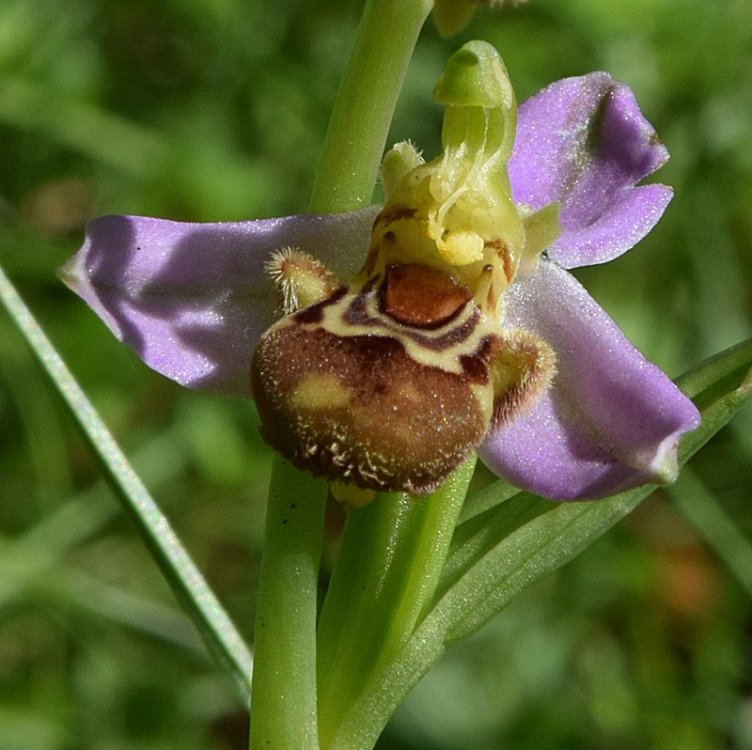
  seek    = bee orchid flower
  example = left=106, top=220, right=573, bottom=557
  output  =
left=61, top=42, right=700, bottom=501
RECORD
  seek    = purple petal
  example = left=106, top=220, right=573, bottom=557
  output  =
left=510, top=73, right=672, bottom=269
left=61, top=209, right=377, bottom=395
left=480, top=260, right=700, bottom=500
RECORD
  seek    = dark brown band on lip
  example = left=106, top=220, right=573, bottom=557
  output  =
left=292, top=285, right=347, bottom=324
left=339, top=276, right=482, bottom=352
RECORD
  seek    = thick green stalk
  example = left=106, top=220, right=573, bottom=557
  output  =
left=317, top=460, right=475, bottom=749
left=250, top=2, right=431, bottom=745
left=249, top=457, right=327, bottom=750
left=309, top=0, right=432, bottom=212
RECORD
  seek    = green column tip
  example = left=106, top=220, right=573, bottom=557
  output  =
left=433, top=41, right=513, bottom=110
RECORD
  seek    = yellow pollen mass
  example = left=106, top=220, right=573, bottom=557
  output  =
left=437, top=230, right=485, bottom=265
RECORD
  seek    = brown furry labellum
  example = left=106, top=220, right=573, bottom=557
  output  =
left=251, top=261, right=555, bottom=498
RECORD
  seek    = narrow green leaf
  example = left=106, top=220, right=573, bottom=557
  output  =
left=317, top=458, right=474, bottom=749
left=675, top=338, right=752, bottom=400
left=0, top=262, right=253, bottom=699
left=675, top=338, right=752, bottom=460
left=437, top=489, right=551, bottom=602
left=670, top=467, right=752, bottom=598
left=326, top=339, right=752, bottom=749
left=457, top=477, right=521, bottom=524
left=435, top=490, right=646, bottom=646
left=438, top=337, right=752, bottom=643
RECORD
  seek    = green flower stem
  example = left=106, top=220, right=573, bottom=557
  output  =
left=316, top=459, right=475, bottom=749
left=309, top=0, right=432, bottom=213
left=251, top=1, right=432, bottom=745
left=249, top=456, right=327, bottom=750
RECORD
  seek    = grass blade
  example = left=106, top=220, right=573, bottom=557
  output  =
left=0, top=261, right=253, bottom=699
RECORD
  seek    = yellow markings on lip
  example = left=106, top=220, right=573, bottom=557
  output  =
left=285, top=269, right=491, bottom=378
left=251, top=319, right=497, bottom=496
left=251, top=256, right=558, bottom=501
left=291, top=372, right=352, bottom=411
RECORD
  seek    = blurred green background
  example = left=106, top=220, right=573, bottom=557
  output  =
left=1, top=0, right=751, bottom=748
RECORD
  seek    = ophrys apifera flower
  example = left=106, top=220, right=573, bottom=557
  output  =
left=61, top=42, right=700, bottom=501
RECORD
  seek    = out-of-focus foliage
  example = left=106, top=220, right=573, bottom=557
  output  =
left=0, top=0, right=750, bottom=748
